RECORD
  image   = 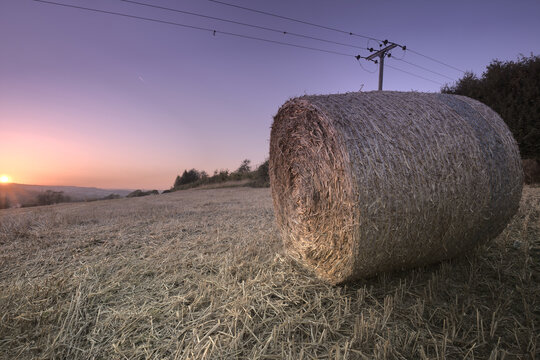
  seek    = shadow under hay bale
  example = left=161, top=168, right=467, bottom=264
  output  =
left=269, top=91, right=523, bottom=284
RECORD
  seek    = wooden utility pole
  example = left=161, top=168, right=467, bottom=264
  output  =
left=366, top=43, right=398, bottom=91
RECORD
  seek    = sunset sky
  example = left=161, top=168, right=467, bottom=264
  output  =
left=1, top=0, right=539, bottom=189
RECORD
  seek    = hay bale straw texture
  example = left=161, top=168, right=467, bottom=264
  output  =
left=269, top=91, right=523, bottom=284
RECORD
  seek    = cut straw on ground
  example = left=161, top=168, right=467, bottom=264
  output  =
left=0, top=186, right=538, bottom=359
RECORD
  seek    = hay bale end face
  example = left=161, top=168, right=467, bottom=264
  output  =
left=269, top=91, right=523, bottom=284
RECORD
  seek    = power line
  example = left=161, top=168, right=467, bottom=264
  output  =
left=392, top=58, right=455, bottom=80
left=385, top=63, right=444, bottom=85
left=357, top=60, right=377, bottom=74
left=389, top=47, right=406, bottom=60
left=207, top=0, right=382, bottom=43
left=208, top=0, right=465, bottom=75
left=33, top=0, right=212, bottom=33
left=120, top=0, right=368, bottom=51
left=406, top=48, right=465, bottom=73
left=32, top=0, right=448, bottom=88
left=32, top=0, right=354, bottom=57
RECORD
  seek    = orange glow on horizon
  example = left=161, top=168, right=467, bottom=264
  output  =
left=0, top=175, right=10, bottom=184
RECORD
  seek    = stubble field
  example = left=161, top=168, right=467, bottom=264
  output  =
left=0, top=186, right=538, bottom=359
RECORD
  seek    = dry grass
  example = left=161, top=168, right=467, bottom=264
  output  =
left=0, top=186, right=538, bottom=359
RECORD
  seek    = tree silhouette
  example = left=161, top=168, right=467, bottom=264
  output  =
left=236, top=159, right=251, bottom=174
left=442, top=54, right=540, bottom=160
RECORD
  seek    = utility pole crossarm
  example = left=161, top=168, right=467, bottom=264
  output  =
left=366, top=43, right=398, bottom=61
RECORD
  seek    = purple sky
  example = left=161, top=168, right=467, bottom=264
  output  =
left=1, top=0, right=539, bottom=189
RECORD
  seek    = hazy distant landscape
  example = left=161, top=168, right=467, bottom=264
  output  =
left=0, top=183, right=132, bottom=208
left=0, top=159, right=270, bottom=210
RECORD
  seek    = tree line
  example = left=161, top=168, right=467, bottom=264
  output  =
left=442, top=54, right=539, bottom=160
left=168, top=159, right=269, bottom=192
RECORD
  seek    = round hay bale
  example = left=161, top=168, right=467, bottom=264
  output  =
left=269, top=91, right=523, bottom=284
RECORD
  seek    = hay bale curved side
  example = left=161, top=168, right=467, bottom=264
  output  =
left=269, top=91, right=523, bottom=284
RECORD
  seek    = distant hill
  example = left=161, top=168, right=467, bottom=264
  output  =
left=0, top=183, right=132, bottom=208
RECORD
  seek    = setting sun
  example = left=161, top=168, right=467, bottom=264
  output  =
left=0, top=175, right=10, bottom=183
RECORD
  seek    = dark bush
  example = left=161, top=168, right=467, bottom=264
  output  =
left=173, top=175, right=181, bottom=189
left=442, top=54, right=540, bottom=160
left=236, top=159, right=251, bottom=174
left=37, top=190, right=71, bottom=206
left=523, top=159, right=540, bottom=184
left=127, top=190, right=144, bottom=198
left=127, top=190, right=158, bottom=198
left=210, top=170, right=230, bottom=183
left=230, top=160, right=254, bottom=181
left=179, top=169, right=200, bottom=186
left=249, top=160, right=270, bottom=187
left=102, top=194, right=121, bottom=200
